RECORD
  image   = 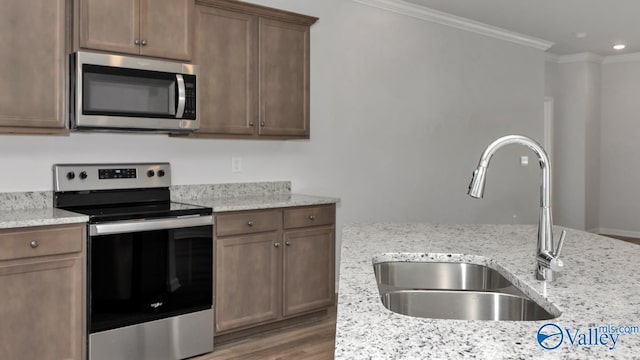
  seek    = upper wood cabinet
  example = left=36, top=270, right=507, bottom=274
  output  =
left=0, top=0, right=67, bottom=134
left=191, top=0, right=317, bottom=139
left=78, top=0, right=194, bottom=61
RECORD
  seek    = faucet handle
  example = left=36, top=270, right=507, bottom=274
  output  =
left=555, top=230, right=567, bottom=258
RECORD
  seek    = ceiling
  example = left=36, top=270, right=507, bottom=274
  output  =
left=402, top=0, right=640, bottom=56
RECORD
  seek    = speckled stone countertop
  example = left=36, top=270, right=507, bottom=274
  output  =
left=0, top=182, right=337, bottom=229
left=172, top=183, right=339, bottom=212
left=0, top=208, right=88, bottom=229
left=336, top=223, right=640, bottom=359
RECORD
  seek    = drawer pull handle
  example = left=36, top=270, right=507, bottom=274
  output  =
left=247, top=221, right=254, bottom=227
left=308, top=215, right=316, bottom=221
left=274, top=242, right=280, bottom=248
left=285, top=241, right=291, bottom=247
left=30, top=241, right=39, bottom=249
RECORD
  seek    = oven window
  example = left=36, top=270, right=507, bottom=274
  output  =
left=89, top=225, right=212, bottom=333
left=82, top=64, right=177, bottom=118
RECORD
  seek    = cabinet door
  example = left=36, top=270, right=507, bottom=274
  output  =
left=140, top=0, right=193, bottom=61
left=0, top=257, right=83, bottom=360
left=80, top=0, right=140, bottom=55
left=194, top=5, right=257, bottom=135
left=216, top=232, right=281, bottom=332
left=0, top=0, right=66, bottom=131
left=282, top=227, right=335, bottom=317
left=258, top=18, right=310, bottom=137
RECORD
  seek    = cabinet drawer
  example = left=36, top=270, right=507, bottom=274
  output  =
left=0, top=224, right=84, bottom=261
left=216, top=210, right=282, bottom=237
left=284, top=205, right=335, bottom=229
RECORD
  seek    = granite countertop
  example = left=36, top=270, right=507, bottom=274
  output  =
left=336, top=223, right=640, bottom=359
left=174, top=193, right=340, bottom=213
left=0, top=208, right=89, bottom=229
left=0, top=182, right=338, bottom=229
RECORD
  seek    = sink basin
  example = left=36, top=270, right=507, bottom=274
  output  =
left=381, top=290, right=555, bottom=321
left=373, top=261, right=558, bottom=321
left=374, top=261, right=513, bottom=294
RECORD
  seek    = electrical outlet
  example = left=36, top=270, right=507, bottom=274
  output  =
left=231, top=157, right=242, bottom=173
left=520, top=156, right=529, bottom=166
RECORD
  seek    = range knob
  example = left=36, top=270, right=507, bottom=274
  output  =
left=66, top=171, right=75, bottom=180
left=147, top=170, right=155, bottom=177
left=79, top=171, right=88, bottom=180
left=157, top=169, right=165, bottom=177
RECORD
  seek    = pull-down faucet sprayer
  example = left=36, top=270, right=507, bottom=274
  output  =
left=468, top=135, right=566, bottom=281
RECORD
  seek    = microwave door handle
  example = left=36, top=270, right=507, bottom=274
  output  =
left=176, top=74, right=186, bottom=118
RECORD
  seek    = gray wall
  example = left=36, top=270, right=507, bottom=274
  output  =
left=544, top=59, right=600, bottom=230
left=1, top=1, right=546, bottom=248
left=600, top=60, right=640, bottom=234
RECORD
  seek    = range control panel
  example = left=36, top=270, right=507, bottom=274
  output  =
left=53, top=163, right=171, bottom=192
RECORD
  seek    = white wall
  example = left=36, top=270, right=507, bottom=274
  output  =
left=544, top=58, right=600, bottom=230
left=1, top=1, right=546, bottom=244
left=600, top=60, right=640, bottom=234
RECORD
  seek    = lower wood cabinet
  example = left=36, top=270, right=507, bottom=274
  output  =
left=214, top=204, right=335, bottom=335
left=0, top=224, right=86, bottom=360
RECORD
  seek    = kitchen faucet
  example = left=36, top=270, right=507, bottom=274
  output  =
left=467, top=135, right=566, bottom=281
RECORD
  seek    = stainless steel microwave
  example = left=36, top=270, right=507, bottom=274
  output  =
left=70, top=51, right=199, bottom=133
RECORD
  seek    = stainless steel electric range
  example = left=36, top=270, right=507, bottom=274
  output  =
left=53, top=163, right=213, bottom=360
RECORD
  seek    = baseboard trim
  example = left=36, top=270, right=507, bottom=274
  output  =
left=588, top=227, right=640, bottom=239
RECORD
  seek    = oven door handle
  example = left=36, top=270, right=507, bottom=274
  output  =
left=90, top=215, right=213, bottom=236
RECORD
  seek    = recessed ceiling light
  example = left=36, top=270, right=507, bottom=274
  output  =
left=575, top=32, right=587, bottom=39
left=613, top=44, right=626, bottom=50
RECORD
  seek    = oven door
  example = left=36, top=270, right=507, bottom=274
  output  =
left=88, top=215, right=213, bottom=334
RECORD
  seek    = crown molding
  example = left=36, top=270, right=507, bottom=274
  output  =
left=545, top=53, right=559, bottom=63
left=351, top=0, right=554, bottom=51
left=602, top=52, right=640, bottom=64
left=545, top=52, right=603, bottom=64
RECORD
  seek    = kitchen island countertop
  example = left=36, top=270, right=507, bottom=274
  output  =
left=336, top=223, right=640, bottom=359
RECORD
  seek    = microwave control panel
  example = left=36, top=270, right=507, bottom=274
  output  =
left=183, top=75, right=197, bottom=120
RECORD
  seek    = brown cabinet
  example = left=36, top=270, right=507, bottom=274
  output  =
left=78, top=0, right=193, bottom=61
left=0, top=0, right=67, bottom=134
left=191, top=0, right=317, bottom=139
left=0, top=224, right=86, bottom=360
left=214, top=204, right=335, bottom=335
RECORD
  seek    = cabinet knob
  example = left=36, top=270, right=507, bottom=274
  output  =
left=308, top=215, right=316, bottom=221
left=285, top=241, right=291, bottom=247
left=247, top=220, right=254, bottom=227
left=141, top=39, right=147, bottom=46
left=134, top=39, right=140, bottom=45
left=260, top=121, right=265, bottom=127
left=274, top=242, right=280, bottom=248
left=30, top=241, right=39, bottom=249
left=249, top=121, right=254, bottom=127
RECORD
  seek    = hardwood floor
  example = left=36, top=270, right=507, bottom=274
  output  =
left=195, top=306, right=337, bottom=360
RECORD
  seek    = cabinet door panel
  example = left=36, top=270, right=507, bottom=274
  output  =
left=283, top=227, right=334, bottom=317
left=0, top=0, right=66, bottom=129
left=0, top=258, right=83, bottom=360
left=195, top=5, right=257, bottom=135
left=80, top=0, right=140, bottom=55
left=140, top=0, right=193, bottom=60
left=259, top=18, right=310, bottom=137
left=216, top=232, right=281, bottom=332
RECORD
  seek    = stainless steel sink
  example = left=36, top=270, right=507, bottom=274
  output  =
left=381, top=290, right=555, bottom=321
left=373, top=261, right=558, bottom=321
left=374, top=261, right=513, bottom=294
